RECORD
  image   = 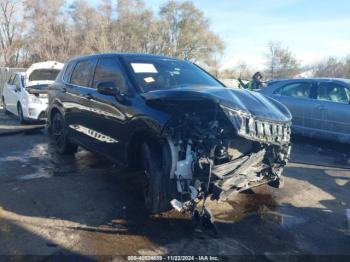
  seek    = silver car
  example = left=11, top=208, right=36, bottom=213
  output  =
left=260, top=78, right=350, bottom=143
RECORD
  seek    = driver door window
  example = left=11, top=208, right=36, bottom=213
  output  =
left=317, top=82, right=350, bottom=104
left=92, top=57, right=127, bottom=93
left=275, top=82, right=312, bottom=99
left=13, top=75, right=21, bottom=91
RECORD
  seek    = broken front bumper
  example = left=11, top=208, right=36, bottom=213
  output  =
left=211, top=144, right=291, bottom=201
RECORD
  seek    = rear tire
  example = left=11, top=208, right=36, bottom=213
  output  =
left=51, top=112, right=78, bottom=155
left=17, top=103, right=26, bottom=124
left=141, top=140, right=176, bottom=214
left=2, top=97, right=9, bottom=114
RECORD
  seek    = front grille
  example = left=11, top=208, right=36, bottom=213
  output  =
left=238, top=117, right=291, bottom=144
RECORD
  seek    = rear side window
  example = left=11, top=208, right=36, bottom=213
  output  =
left=92, top=57, right=127, bottom=92
left=317, top=82, right=350, bottom=104
left=70, top=60, right=95, bottom=87
left=274, top=82, right=312, bottom=99
left=63, top=62, right=76, bottom=83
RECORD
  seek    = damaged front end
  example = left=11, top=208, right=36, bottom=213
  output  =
left=148, top=91, right=291, bottom=215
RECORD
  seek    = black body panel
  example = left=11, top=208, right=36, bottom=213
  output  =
left=47, top=53, right=291, bottom=166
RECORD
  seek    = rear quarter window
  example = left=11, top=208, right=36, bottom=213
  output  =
left=7, top=74, right=15, bottom=85
left=317, top=82, right=350, bottom=104
left=63, top=62, right=76, bottom=83
left=70, top=60, right=96, bottom=87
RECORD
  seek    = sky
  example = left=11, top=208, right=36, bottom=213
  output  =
left=88, top=0, right=350, bottom=70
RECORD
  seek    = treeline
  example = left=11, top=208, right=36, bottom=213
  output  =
left=313, top=56, right=350, bottom=78
left=1, top=0, right=349, bottom=80
left=220, top=42, right=301, bottom=80
left=0, top=0, right=224, bottom=69
left=221, top=41, right=350, bottom=80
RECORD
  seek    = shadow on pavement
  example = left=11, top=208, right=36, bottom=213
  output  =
left=291, top=135, right=350, bottom=168
left=0, top=108, right=45, bottom=136
left=0, top=133, right=349, bottom=256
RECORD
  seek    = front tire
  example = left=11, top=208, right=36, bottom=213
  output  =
left=51, top=112, right=77, bottom=155
left=141, top=140, right=175, bottom=213
left=17, top=103, right=26, bottom=124
left=2, top=97, right=9, bottom=114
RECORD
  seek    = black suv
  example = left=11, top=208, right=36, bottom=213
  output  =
left=48, top=53, right=291, bottom=214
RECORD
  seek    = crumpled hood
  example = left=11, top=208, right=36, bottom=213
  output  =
left=142, top=86, right=292, bottom=122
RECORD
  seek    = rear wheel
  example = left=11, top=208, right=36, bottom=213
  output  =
left=17, top=103, right=26, bottom=124
left=1, top=97, right=9, bottom=114
left=141, top=140, right=176, bottom=213
left=51, top=112, right=77, bottom=155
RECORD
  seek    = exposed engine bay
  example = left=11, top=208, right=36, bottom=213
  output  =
left=160, top=99, right=291, bottom=228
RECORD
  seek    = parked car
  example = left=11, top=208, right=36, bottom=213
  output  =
left=260, top=78, right=350, bottom=143
left=2, top=61, right=64, bottom=123
left=47, top=53, right=292, bottom=215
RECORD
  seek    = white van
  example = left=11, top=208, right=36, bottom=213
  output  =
left=2, top=61, right=64, bottom=123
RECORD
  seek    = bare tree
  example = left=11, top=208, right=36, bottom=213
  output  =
left=0, top=0, right=225, bottom=69
left=69, top=0, right=104, bottom=54
left=312, top=56, right=350, bottom=78
left=115, top=0, right=161, bottom=53
left=0, top=0, right=24, bottom=66
left=266, top=41, right=300, bottom=79
left=23, top=0, right=70, bottom=63
left=158, top=0, right=224, bottom=64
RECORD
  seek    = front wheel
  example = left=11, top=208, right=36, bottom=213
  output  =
left=2, top=97, right=9, bottom=114
left=141, top=140, right=176, bottom=214
left=17, top=103, right=26, bottom=124
left=51, top=112, right=77, bottom=155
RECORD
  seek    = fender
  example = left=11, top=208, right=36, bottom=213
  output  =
left=47, top=98, right=65, bottom=131
left=125, top=114, right=170, bottom=168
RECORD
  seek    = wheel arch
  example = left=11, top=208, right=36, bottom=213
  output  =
left=127, top=127, right=162, bottom=171
left=47, top=103, right=65, bottom=133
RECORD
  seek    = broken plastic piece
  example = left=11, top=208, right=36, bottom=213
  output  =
left=170, top=199, right=183, bottom=212
left=189, top=186, right=198, bottom=200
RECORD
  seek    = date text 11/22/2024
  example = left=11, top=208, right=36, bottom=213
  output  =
left=127, top=256, right=220, bottom=261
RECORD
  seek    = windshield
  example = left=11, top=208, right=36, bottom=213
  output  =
left=29, top=69, right=61, bottom=81
left=124, top=57, right=224, bottom=93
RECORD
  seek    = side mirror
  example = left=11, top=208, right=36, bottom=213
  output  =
left=97, top=81, right=119, bottom=96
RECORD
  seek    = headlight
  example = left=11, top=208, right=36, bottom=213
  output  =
left=220, top=104, right=291, bottom=144
left=28, top=94, right=42, bottom=104
left=220, top=105, right=251, bottom=136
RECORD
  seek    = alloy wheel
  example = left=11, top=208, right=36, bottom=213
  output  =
left=52, top=113, right=65, bottom=150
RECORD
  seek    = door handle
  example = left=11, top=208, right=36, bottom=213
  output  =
left=84, top=93, right=93, bottom=100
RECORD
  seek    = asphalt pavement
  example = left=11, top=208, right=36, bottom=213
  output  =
left=0, top=106, right=44, bottom=136
left=0, top=110, right=349, bottom=260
